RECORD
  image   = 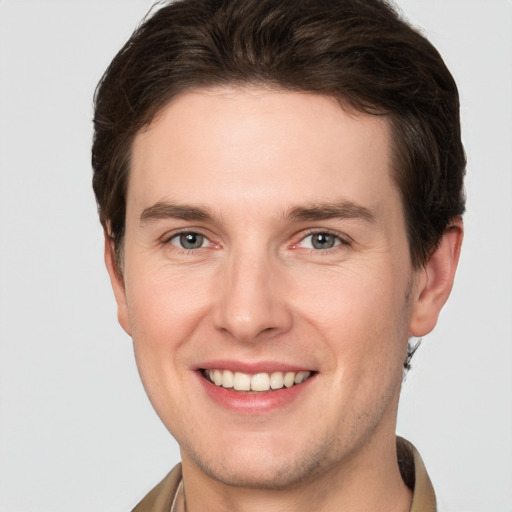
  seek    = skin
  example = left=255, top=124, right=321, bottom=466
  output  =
left=105, top=87, right=462, bottom=512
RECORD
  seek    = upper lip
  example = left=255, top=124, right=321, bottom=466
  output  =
left=194, top=360, right=315, bottom=374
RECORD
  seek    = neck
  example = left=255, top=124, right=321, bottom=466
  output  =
left=179, top=434, right=412, bottom=512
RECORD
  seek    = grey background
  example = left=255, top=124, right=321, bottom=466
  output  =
left=0, top=1, right=511, bottom=510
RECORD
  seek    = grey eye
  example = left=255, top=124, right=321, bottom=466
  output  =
left=299, top=232, right=341, bottom=250
left=181, top=233, right=204, bottom=249
left=311, top=233, right=336, bottom=249
left=170, top=232, right=207, bottom=249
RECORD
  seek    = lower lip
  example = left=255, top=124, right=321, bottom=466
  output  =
left=197, top=372, right=315, bottom=414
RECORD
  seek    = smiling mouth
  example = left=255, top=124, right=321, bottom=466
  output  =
left=201, top=369, right=313, bottom=392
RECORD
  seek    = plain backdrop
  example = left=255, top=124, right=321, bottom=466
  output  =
left=0, top=1, right=511, bottom=511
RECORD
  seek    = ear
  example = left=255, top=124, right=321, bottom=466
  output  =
left=104, top=232, right=132, bottom=336
left=409, top=218, right=463, bottom=337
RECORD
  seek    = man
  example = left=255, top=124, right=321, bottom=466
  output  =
left=92, top=0, right=465, bottom=510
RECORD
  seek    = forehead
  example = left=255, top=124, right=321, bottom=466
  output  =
left=129, top=86, right=399, bottom=219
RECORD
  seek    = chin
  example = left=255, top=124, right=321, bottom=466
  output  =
left=193, top=454, right=319, bottom=490
left=181, top=429, right=344, bottom=490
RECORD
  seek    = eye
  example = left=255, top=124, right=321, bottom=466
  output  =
left=168, top=232, right=210, bottom=250
left=299, top=232, right=342, bottom=250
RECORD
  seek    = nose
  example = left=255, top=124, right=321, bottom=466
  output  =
left=213, top=249, right=293, bottom=343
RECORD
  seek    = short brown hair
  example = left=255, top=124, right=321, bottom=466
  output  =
left=92, top=0, right=466, bottom=269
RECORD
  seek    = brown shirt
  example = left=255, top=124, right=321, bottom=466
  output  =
left=131, top=437, right=436, bottom=512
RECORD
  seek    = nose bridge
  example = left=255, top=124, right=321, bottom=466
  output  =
left=213, top=243, right=291, bottom=342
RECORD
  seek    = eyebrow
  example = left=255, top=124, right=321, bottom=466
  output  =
left=140, top=202, right=215, bottom=225
left=284, top=201, right=375, bottom=223
left=139, top=199, right=375, bottom=226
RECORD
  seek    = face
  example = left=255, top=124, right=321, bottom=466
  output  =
left=109, top=87, right=424, bottom=489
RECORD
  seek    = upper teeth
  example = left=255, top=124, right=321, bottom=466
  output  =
left=204, top=369, right=311, bottom=391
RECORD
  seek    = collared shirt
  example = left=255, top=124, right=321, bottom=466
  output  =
left=131, top=437, right=436, bottom=512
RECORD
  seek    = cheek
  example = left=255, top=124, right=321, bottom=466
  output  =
left=124, top=269, right=213, bottom=429
left=123, top=267, right=212, bottom=397
left=126, top=263, right=211, bottom=344
left=294, top=263, right=411, bottom=375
